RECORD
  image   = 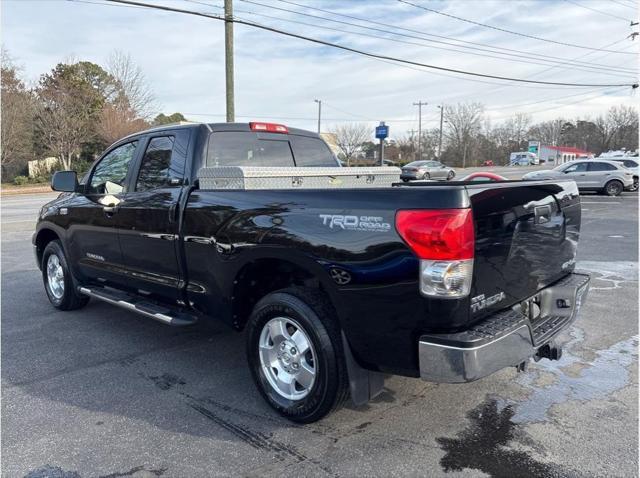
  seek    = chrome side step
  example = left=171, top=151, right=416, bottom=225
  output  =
left=79, top=286, right=197, bottom=326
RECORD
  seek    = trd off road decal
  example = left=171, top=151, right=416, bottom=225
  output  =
left=319, top=214, right=391, bottom=232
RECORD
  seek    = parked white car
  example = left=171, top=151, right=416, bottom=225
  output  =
left=522, top=159, right=633, bottom=196
left=609, top=158, right=638, bottom=192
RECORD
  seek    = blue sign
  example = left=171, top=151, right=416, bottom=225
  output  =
left=375, top=125, right=389, bottom=139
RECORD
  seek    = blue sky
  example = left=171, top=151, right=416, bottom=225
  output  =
left=2, top=0, right=638, bottom=137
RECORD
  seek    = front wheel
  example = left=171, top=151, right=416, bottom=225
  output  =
left=42, top=240, right=89, bottom=310
left=604, top=180, right=623, bottom=196
left=246, top=287, right=349, bottom=423
left=447, top=170, right=455, bottom=180
left=629, top=177, right=638, bottom=192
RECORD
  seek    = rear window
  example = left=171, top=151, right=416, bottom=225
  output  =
left=207, top=132, right=294, bottom=167
left=206, top=132, right=337, bottom=168
left=616, top=160, right=638, bottom=168
left=289, top=135, right=337, bottom=167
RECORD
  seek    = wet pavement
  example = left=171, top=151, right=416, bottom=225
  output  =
left=2, top=189, right=637, bottom=477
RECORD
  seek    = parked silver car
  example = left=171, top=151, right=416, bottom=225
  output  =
left=400, top=160, right=456, bottom=181
left=522, top=160, right=633, bottom=196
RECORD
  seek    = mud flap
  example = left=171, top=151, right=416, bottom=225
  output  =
left=341, top=332, right=385, bottom=406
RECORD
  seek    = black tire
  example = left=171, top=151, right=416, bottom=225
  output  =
left=604, top=180, right=623, bottom=196
left=41, top=240, right=89, bottom=311
left=447, top=170, right=455, bottom=180
left=246, top=287, right=349, bottom=423
left=422, top=172, right=430, bottom=180
left=402, top=178, right=409, bottom=183
left=629, top=177, right=638, bottom=192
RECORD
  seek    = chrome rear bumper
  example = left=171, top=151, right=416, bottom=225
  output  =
left=418, top=272, right=590, bottom=383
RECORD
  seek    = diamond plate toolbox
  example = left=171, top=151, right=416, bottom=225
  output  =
left=197, top=166, right=402, bottom=190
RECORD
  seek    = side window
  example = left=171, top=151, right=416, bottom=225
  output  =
left=289, top=135, right=338, bottom=167
left=136, top=136, right=177, bottom=191
left=563, top=163, right=588, bottom=173
left=88, top=141, right=138, bottom=195
left=588, top=162, right=616, bottom=172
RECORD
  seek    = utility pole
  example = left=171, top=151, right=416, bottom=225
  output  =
left=314, top=99, right=322, bottom=134
left=224, top=0, right=235, bottom=122
left=437, top=105, right=444, bottom=159
left=413, top=101, right=427, bottom=161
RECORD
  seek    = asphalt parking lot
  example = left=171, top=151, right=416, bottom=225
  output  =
left=2, top=184, right=638, bottom=477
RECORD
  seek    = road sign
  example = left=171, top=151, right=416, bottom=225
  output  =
left=375, top=123, right=389, bottom=140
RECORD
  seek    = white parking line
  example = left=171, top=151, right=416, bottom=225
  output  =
left=581, top=201, right=620, bottom=204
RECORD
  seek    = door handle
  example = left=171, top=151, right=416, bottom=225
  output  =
left=103, top=204, right=119, bottom=216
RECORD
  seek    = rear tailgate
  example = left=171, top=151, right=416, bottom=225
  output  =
left=467, top=179, right=581, bottom=320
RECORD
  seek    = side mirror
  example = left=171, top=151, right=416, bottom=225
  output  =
left=51, top=171, right=79, bottom=192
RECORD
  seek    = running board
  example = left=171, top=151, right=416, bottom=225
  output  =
left=79, top=286, right=198, bottom=326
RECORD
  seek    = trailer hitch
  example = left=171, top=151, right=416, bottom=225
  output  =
left=534, top=342, right=563, bottom=362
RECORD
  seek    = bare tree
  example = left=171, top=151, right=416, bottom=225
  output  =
left=443, top=102, right=484, bottom=167
left=329, top=123, right=370, bottom=166
left=96, top=103, right=148, bottom=145
left=594, top=105, right=639, bottom=152
left=106, top=51, right=156, bottom=119
left=1, top=49, right=36, bottom=179
left=36, top=89, right=94, bottom=170
left=527, top=118, right=565, bottom=146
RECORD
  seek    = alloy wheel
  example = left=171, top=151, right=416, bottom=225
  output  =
left=259, top=317, right=317, bottom=400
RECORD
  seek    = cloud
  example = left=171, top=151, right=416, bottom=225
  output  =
left=2, top=0, right=637, bottom=138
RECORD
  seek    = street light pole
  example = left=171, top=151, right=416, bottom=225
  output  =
left=314, top=99, right=322, bottom=134
left=413, top=101, right=427, bottom=161
left=224, top=0, right=235, bottom=122
left=437, top=105, right=444, bottom=159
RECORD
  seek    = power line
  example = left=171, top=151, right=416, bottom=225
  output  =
left=607, top=0, right=638, bottom=10
left=229, top=5, right=631, bottom=76
left=431, top=37, right=638, bottom=104
left=227, top=0, right=636, bottom=77
left=398, top=0, right=637, bottom=54
left=257, top=0, right=636, bottom=74
left=488, top=86, right=629, bottom=120
left=102, top=0, right=638, bottom=88
left=484, top=87, right=618, bottom=111
left=181, top=112, right=438, bottom=123
left=564, top=0, right=634, bottom=22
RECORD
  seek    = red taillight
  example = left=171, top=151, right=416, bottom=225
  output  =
left=395, top=209, right=474, bottom=260
left=249, top=122, right=288, bottom=133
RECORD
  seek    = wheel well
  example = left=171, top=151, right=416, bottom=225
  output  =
left=34, top=229, right=60, bottom=267
left=231, top=259, right=323, bottom=330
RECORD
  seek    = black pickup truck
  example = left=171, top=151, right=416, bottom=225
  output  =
left=34, top=122, right=590, bottom=422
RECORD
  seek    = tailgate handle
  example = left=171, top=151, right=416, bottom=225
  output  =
left=534, top=205, right=552, bottom=224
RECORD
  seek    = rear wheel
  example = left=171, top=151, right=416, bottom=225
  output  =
left=42, top=240, right=89, bottom=310
left=246, top=287, right=349, bottom=423
left=447, top=170, right=455, bottom=180
left=604, top=180, right=623, bottom=196
left=422, top=172, right=430, bottom=180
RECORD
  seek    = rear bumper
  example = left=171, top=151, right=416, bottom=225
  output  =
left=418, top=272, right=590, bottom=383
left=400, top=173, right=419, bottom=180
